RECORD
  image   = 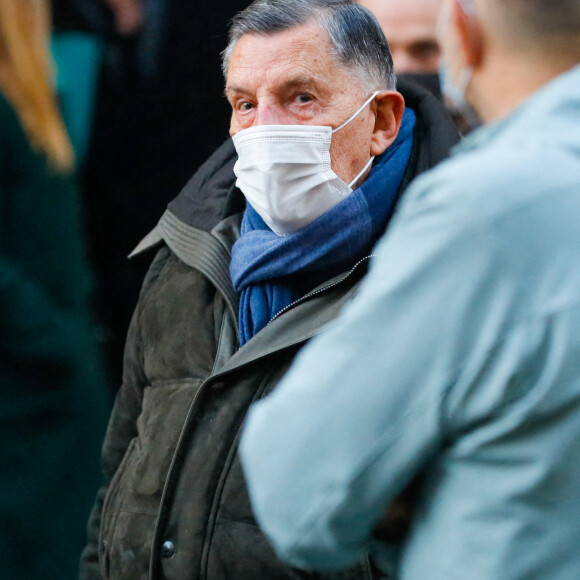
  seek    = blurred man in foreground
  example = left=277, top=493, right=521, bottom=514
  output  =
left=240, top=0, right=580, bottom=578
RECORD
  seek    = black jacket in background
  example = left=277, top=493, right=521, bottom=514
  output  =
left=51, top=0, right=112, bottom=34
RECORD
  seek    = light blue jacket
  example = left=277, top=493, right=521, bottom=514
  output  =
left=239, top=64, right=580, bottom=580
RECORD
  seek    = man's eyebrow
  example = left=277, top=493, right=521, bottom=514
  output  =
left=408, top=39, right=441, bottom=54
left=281, top=76, right=318, bottom=90
left=224, top=85, right=251, bottom=98
left=225, top=76, right=323, bottom=98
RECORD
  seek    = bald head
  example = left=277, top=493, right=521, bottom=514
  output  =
left=438, top=0, right=580, bottom=123
left=474, top=0, right=580, bottom=56
left=358, top=0, right=443, bottom=74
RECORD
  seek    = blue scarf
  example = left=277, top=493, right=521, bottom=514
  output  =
left=231, top=108, right=416, bottom=345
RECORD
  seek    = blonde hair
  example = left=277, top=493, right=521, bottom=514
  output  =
left=0, top=0, right=75, bottom=172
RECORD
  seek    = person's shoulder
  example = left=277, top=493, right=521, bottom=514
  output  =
left=395, top=144, right=508, bottom=230
left=0, top=92, right=29, bottom=169
left=400, top=127, right=574, bottom=227
left=0, top=91, right=32, bottom=151
left=0, top=90, right=12, bottom=111
left=0, top=92, right=19, bottom=130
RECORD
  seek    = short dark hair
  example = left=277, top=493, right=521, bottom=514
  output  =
left=222, top=0, right=396, bottom=92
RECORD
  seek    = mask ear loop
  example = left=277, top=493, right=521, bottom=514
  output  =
left=332, top=90, right=382, bottom=189
left=348, top=155, right=375, bottom=189
left=332, top=90, right=382, bottom=134
left=456, top=66, right=473, bottom=97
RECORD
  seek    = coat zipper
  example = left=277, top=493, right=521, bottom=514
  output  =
left=268, top=254, right=376, bottom=324
left=148, top=376, right=205, bottom=578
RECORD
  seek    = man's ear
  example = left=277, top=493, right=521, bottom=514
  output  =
left=452, top=0, right=484, bottom=69
left=370, top=91, right=406, bottom=156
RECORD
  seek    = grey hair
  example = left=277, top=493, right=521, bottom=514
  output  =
left=221, top=0, right=396, bottom=94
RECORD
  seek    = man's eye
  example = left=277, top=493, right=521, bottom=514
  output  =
left=410, top=41, right=441, bottom=62
left=238, top=101, right=254, bottom=112
left=295, top=93, right=313, bottom=104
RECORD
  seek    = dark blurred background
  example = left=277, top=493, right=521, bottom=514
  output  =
left=54, top=0, right=250, bottom=386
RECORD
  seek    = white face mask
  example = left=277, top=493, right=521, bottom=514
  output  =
left=439, top=58, right=473, bottom=112
left=232, top=91, right=380, bottom=237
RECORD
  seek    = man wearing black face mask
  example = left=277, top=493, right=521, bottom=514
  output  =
left=80, top=1, right=458, bottom=578
left=358, top=0, right=480, bottom=133
left=358, top=0, right=443, bottom=97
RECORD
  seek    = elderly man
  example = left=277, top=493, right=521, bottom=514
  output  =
left=80, top=1, right=457, bottom=578
left=240, top=0, right=580, bottom=578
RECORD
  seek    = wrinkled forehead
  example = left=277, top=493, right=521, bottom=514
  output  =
left=225, top=21, right=355, bottom=96
left=228, top=18, right=330, bottom=66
